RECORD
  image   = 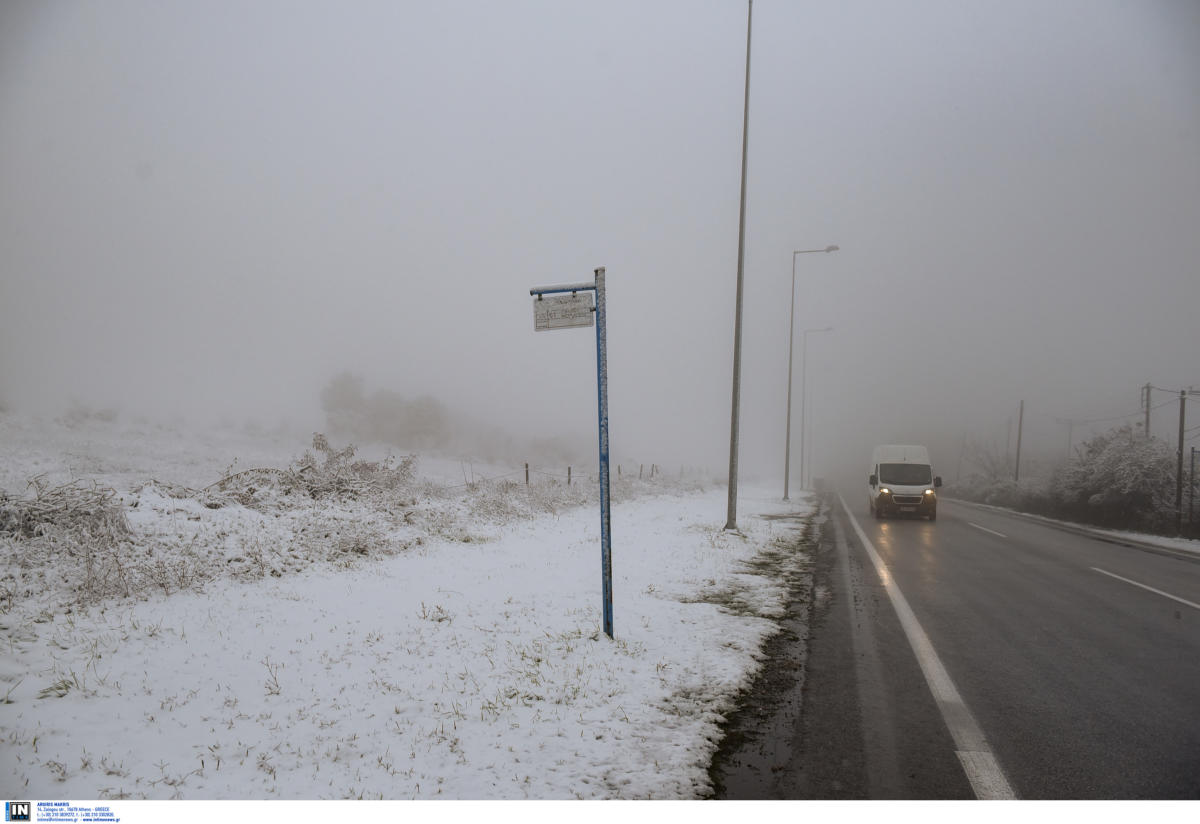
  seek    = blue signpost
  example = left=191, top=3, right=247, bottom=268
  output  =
left=530, top=267, right=613, bottom=638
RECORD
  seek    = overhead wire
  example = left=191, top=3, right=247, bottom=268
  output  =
left=1060, top=398, right=1176, bottom=427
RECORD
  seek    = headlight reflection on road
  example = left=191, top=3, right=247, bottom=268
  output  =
left=874, top=524, right=894, bottom=587
left=918, top=524, right=938, bottom=579
left=876, top=522, right=891, bottom=549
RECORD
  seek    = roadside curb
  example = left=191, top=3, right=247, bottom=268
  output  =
left=944, top=497, right=1200, bottom=562
left=707, top=499, right=822, bottom=798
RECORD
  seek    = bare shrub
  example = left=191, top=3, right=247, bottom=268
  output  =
left=193, top=434, right=416, bottom=512
left=0, top=477, right=131, bottom=543
left=283, top=434, right=416, bottom=501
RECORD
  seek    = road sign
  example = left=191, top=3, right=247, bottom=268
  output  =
left=529, top=270, right=612, bottom=638
left=534, top=293, right=594, bottom=331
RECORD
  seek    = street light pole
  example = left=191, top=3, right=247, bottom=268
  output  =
left=783, top=246, right=838, bottom=501
left=725, top=0, right=753, bottom=531
left=1178, top=390, right=1187, bottom=534
left=799, top=325, right=833, bottom=490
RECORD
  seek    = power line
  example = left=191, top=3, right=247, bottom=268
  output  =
left=1062, top=398, right=1175, bottom=427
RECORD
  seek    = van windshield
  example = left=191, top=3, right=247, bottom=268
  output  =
left=879, top=463, right=932, bottom=486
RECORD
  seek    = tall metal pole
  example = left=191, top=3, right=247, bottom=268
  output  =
left=781, top=247, right=836, bottom=500
left=800, top=330, right=809, bottom=490
left=799, top=326, right=832, bottom=490
left=594, top=267, right=612, bottom=637
left=783, top=254, right=798, bottom=501
left=1177, top=390, right=1186, bottom=534
left=528, top=270, right=613, bottom=637
left=725, top=0, right=753, bottom=531
left=1014, top=400, right=1025, bottom=482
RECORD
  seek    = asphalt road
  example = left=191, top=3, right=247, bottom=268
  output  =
left=714, top=495, right=1200, bottom=799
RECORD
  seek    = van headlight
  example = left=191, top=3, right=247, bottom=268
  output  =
left=924, top=489, right=934, bottom=495
left=879, top=488, right=890, bottom=495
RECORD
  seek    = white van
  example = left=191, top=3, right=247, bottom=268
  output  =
left=868, top=445, right=942, bottom=520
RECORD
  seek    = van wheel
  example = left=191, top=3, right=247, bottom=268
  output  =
left=928, top=509, right=937, bottom=521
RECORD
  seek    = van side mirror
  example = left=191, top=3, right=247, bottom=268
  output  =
left=934, top=476, right=943, bottom=488
left=869, top=474, right=877, bottom=487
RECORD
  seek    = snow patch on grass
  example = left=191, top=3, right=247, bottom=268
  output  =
left=0, top=413, right=814, bottom=799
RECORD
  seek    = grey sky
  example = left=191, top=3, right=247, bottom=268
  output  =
left=2, top=1, right=1198, bottom=481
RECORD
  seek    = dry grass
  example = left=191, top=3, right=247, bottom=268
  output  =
left=0, top=433, right=710, bottom=615
left=195, top=434, right=417, bottom=511
left=1, top=476, right=131, bottom=543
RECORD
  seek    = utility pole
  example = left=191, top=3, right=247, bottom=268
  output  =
left=1055, top=417, right=1079, bottom=460
left=1176, top=391, right=1195, bottom=534
left=1014, top=400, right=1025, bottom=482
left=1143, top=382, right=1152, bottom=439
left=724, top=0, right=753, bottom=531
left=956, top=431, right=966, bottom=483
left=1191, top=446, right=1196, bottom=531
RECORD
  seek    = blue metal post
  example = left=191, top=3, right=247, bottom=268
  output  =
left=593, top=267, right=613, bottom=638
left=528, top=270, right=613, bottom=639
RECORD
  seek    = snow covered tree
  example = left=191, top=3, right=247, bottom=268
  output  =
left=1049, top=424, right=1176, bottom=531
left=320, top=371, right=368, bottom=438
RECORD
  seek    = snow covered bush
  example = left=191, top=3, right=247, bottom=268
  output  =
left=0, top=477, right=197, bottom=607
left=0, top=477, right=130, bottom=542
left=284, top=433, right=416, bottom=501
left=197, top=433, right=417, bottom=511
left=950, top=424, right=1181, bottom=534
left=1048, top=425, right=1177, bottom=531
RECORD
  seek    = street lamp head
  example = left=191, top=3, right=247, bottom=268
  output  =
left=793, top=245, right=840, bottom=256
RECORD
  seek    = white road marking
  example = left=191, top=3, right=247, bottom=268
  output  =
left=838, top=493, right=1017, bottom=800
left=968, top=522, right=1007, bottom=538
left=1091, top=567, right=1200, bottom=612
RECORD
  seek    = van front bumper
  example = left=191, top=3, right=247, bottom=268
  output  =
left=875, top=492, right=936, bottom=516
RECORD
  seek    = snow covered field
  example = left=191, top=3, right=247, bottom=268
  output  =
left=0, top=412, right=816, bottom=800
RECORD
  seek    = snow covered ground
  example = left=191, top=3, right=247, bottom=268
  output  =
left=0, top=412, right=816, bottom=800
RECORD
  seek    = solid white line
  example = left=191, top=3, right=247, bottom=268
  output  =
left=1091, top=567, right=1200, bottom=611
left=968, top=522, right=1007, bottom=539
left=838, top=493, right=1017, bottom=800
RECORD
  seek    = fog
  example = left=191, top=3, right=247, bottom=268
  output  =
left=2, top=1, right=1198, bottom=485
